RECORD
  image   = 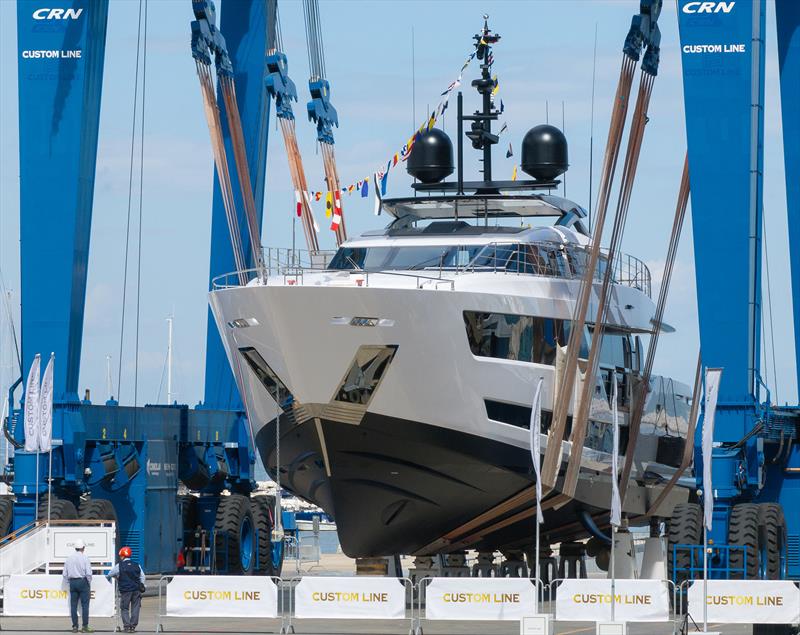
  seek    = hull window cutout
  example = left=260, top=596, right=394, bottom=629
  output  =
left=238, top=347, right=294, bottom=411
left=334, top=345, right=398, bottom=406
left=464, top=311, right=589, bottom=364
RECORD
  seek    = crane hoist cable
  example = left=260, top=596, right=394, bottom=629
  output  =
left=190, top=1, right=265, bottom=282
left=559, top=65, right=658, bottom=501
left=266, top=3, right=320, bottom=254
left=303, top=0, right=346, bottom=245
left=540, top=1, right=662, bottom=496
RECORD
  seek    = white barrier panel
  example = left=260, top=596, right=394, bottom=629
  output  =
left=688, top=580, right=800, bottom=624
left=3, top=575, right=115, bottom=617
left=555, top=579, right=669, bottom=622
left=166, top=575, right=278, bottom=618
left=294, top=576, right=406, bottom=620
left=424, top=577, right=536, bottom=621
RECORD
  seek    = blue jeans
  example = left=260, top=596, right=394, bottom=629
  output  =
left=68, top=577, right=90, bottom=628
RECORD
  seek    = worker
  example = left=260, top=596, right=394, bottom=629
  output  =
left=106, top=546, right=146, bottom=632
left=62, top=538, right=93, bottom=633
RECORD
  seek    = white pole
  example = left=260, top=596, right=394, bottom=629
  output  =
left=703, top=520, right=708, bottom=632
left=35, top=451, right=39, bottom=522
left=47, top=448, right=52, bottom=523
left=1, top=397, right=7, bottom=474
left=611, top=525, right=616, bottom=622
left=535, top=509, right=540, bottom=613
left=166, top=317, right=173, bottom=405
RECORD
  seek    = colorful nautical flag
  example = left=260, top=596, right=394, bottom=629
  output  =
left=511, top=165, right=518, bottom=181
left=506, top=142, right=513, bottom=158
left=325, top=191, right=333, bottom=218
left=361, top=180, right=369, bottom=197
left=331, top=190, right=343, bottom=232
left=315, top=191, right=322, bottom=202
left=380, top=170, right=388, bottom=195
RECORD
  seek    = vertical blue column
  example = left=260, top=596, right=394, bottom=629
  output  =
left=203, top=0, right=271, bottom=411
left=776, top=1, right=800, bottom=389
left=678, top=0, right=766, bottom=441
left=17, top=0, right=109, bottom=402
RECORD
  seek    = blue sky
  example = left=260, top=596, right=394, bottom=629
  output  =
left=0, top=0, right=795, bottom=408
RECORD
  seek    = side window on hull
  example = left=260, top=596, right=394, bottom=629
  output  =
left=463, top=311, right=588, bottom=365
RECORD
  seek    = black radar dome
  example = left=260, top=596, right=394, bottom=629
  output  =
left=521, top=124, right=569, bottom=181
left=407, top=128, right=454, bottom=184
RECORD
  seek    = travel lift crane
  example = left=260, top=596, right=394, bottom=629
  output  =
left=669, top=0, right=800, bottom=584
left=4, top=0, right=289, bottom=576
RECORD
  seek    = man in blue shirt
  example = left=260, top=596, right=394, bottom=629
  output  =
left=62, top=539, right=93, bottom=633
left=106, top=546, right=146, bottom=632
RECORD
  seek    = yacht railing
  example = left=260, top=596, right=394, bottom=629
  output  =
left=211, top=242, right=651, bottom=297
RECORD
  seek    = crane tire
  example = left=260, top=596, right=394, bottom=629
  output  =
left=0, top=496, right=13, bottom=537
left=667, top=502, right=702, bottom=587
left=214, top=494, right=255, bottom=575
left=757, top=503, right=787, bottom=580
left=728, top=503, right=760, bottom=579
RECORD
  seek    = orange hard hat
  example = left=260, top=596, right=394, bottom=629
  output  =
left=119, top=546, right=132, bottom=558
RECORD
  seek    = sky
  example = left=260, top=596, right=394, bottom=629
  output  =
left=0, top=0, right=796, bottom=410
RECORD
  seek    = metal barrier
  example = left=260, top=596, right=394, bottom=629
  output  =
left=548, top=577, right=678, bottom=634
left=415, top=576, right=544, bottom=635
left=155, top=574, right=283, bottom=634
left=283, top=575, right=415, bottom=635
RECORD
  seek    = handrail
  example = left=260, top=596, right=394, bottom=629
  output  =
left=211, top=242, right=651, bottom=297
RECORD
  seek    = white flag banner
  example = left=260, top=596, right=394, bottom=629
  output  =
left=24, top=354, right=41, bottom=453
left=39, top=354, right=54, bottom=453
left=529, top=376, right=544, bottom=523
left=610, top=377, right=621, bottom=527
left=703, top=368, right=723, bottom=530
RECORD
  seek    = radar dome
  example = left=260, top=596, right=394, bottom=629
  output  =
left=407, top=128, right=454, bottom=184
left=521, top=124, right=568, bottom=181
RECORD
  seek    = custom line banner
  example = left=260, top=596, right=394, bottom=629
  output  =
left=424, top=577, right=536, bottom=621
left=688, top=580, right=800, bottom=624
left=3, top=575, right=115, bottom=617
left=555, top=579, right=669, bottom=622
left=166, top=575, right=278, bottom=618
left=294, top=576, right=406, bottom=620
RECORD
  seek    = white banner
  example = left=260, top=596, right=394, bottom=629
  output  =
left=555, top=579, right=670, bottom=622
left=529, top=376, right=544, bottom=524
left=24, top=354, right=41, bottom=453
left=703, top=368, right=722, bottom=530
left=425, top=577, right=536, bottom=621
left=688, top=580, right=800, bottom=624
left=166, top=575, right=278, bottom=618
left=3, top=575, right=115, bottom=617
left=610, top=378, right=621, bottom=527
left=294, top=576, right=406, bottom=620
left=39, top=354, right=54, bottom=453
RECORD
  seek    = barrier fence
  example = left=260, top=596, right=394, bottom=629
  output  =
left=1, top=574, right=798, bottom=632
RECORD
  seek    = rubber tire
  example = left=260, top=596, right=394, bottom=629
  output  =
left=757, top=503, right=787, bottom=580
left=214, top=494, right=255, bottom=575
left=0, top=496, right=13, bottom=537
left=728, top=503, right=760, bottom=579
left=250, top=496, right=277, bottom=575
left=667, top=502, right=703, bottom=586
left=753, top=626, right=799, bottom=635
left=38, top=497, right=78, bottom=521
left=79, top=498, right=120, bottom=555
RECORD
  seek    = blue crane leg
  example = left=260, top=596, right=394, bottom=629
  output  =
left=16, top=0, right=109, bottom=403
left=203, top=0, right=271, bottom=410
left=776, top=1, right=800, bottom=390
left=678, top=0, right=765, bottom=426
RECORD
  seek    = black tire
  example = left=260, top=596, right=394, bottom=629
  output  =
left=667, top=502, right=703, bottom=586
left=0, top=496, right=14, bottom=537
left=250, top=496, right=278, bottom=575
left=214, top=494, right=255, bottom=575
left=757, top=503, right=787, bottom=580
left=179, top=495, right=198, bottom=536
left=753, top=625, right=799, bottom=635
left=38, top=496, right=78, bottom=521
left=728, top=503, right=760, bottom=579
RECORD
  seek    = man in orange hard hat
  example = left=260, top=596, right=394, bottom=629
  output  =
left=106, top=547, right=146, bottom=632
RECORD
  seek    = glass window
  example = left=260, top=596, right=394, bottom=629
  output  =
left=334, top=345, right=398, bottom=405
left=463, top=311, right=588, bottom=365
left=328, top=245, right=483, bottom=271
left=239, top=347, right=293, bottom=411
